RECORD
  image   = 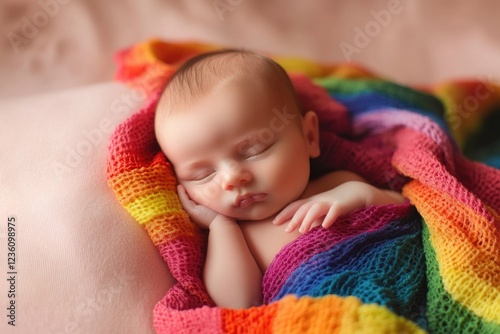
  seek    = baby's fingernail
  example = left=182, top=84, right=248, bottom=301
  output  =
left=285, top=226, right=291, bottom=232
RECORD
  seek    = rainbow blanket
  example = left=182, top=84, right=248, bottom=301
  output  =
left=107, top=40, right=500, bottom=333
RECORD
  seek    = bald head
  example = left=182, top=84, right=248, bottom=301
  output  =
left=155, top=49, right=303, bottom=117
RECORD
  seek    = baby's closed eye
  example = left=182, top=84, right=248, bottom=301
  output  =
left=243, top=142, right=275, bottom=160
left=183, top=169, right=216, bottom=183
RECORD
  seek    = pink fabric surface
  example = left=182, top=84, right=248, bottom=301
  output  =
left=0, top=83, right=175, bottom=333
left=1, top=1, right=500, bottom=333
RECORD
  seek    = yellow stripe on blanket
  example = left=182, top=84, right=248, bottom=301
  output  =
left=124, top=190, right=182, bottom=224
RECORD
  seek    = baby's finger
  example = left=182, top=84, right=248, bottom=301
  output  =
left=285, top=204, right=311, bottom=232
left=299, top=203, right=327, bottom=233
left=177, top=185, right=194, bottom=209
left=273, top=200, right=304, bottom=225
left=321, top=204, right=341, bottom=229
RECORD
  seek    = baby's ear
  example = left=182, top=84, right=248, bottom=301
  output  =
left=302, top=110, right=321, bottom=158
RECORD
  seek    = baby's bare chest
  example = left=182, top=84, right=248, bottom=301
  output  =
left=239, top=174, right=339, bottom=272
left=240, top=218, right=301, bottom=272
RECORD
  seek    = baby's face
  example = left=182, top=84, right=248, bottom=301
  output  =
left=156, top=81, right=320, bottom=221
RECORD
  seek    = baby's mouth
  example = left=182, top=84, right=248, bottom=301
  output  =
left=234, top=193, right=267, bottom=208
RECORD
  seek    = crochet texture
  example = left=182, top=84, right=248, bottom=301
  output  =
left=107, top=39, right=500, bottom=333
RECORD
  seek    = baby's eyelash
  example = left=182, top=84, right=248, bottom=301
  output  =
left=189, top=171, right=216, bottom=182
left=245, top=142, right=274, bottom=159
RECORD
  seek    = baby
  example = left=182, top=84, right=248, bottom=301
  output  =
left=154, top=49, right=405, bottom=309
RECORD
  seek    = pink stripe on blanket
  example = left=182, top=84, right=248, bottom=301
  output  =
left=353, top=108, right=456, bottom=169
left=153, top=304, right=222, bottom=333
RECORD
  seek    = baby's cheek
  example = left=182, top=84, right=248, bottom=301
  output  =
left=277, top=155, right=309, bottom=195
left=265, top=159, right=294, bottom=191
left=188, top=182, right=221, bottom=207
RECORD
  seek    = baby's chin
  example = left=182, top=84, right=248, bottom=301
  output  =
left=226, top=206, right=281, bottom=222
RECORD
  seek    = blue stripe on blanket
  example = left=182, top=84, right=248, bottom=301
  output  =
left=273, top=209, right=427, bottom=328
left=332, top=92, right=450, bottom=132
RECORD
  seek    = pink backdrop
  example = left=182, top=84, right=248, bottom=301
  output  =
left=1, top=1, right=499, bottom=333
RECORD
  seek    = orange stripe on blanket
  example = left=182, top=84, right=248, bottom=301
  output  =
left=108, top=166, right=178, bottom=205
left=221, top=302, right=279, bottom=333
left=272, top=295, right=424, bottom=333
left=404, top=180, right=500, bottom=323
left=144, top=212, right=198, bottom=246
left=115, top=39, right=220, bottom=96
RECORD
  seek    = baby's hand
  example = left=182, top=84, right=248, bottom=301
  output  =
left=273, top=182, right=369, bottom=234
left=177, top=184, right=218, bottom=229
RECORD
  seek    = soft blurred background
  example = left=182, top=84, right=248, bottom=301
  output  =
left=1, top=0, right=500, bottom=97
left=1, top=1, right=499, bottom=333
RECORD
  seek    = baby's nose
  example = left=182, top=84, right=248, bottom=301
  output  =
left=220, top=162, right=252, bottom=190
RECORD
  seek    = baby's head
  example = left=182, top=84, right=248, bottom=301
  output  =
left=155, top=49, right=320, bottom=221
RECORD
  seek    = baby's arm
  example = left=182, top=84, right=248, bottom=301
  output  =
left=177, top=185, right=262, bottom=308
left=273, top=171, right=405, bottom=233
left=205, top=216, right=263, bottom=308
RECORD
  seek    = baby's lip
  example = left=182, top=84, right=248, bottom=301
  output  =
left=234, top=193, right=267, bottom=208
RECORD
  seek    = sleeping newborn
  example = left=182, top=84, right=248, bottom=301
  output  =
left=154, top=49, right=405, bottom=308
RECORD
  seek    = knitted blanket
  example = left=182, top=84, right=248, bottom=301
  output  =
left=107, top=40, right=500, bottom=333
